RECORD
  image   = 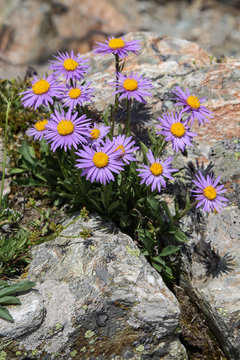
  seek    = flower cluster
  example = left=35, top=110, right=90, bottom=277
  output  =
left=20, top=35, right=228, bottom=213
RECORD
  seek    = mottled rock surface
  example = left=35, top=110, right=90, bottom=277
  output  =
left=1, top=0, right=240, bottom=79
left=0, top=213, right=187, bottom=359
left=180, top=206, right=240, bottom=360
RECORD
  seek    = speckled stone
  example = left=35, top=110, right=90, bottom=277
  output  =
left=0, top=291, right=45, bottom=338
left=180, top=205, right=240, bottom=360
left=2, top=213, right=187, bottom=359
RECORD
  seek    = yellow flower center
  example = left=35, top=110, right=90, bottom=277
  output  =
left=69, top=88, right=81, bottom=99
left=93, top=152, right=109, bottom=168
left=186, top=95, right=200, bottom=109
left=115, top=145, right=125, bottom=154
left=34, top=119, right=48, bottom=132
left=150, top=163, right=163, bottom=176
left=108, top=38, right=125, bottom=49
left=90, top=128, right=100, bottom=139
left=203, top=186, right=217, bottom=200
left=123, top=79, right=138, bottom=91
left=32, top=79, right=50, bottom=95
left=57, top=120, right=74, bottom=136
left=63, top=58, right=79, bottom=71
left=170, top=123, right=185, bottom=137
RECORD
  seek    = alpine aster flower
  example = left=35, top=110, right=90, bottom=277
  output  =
left=111, top=72, right=153, bottom=103
left=87, top=123, right=110, bottom=147
left=157, top=111, right=197, bottom=152
left=75, top=142, right=124, bottom=185
left=172, top=86, right=213, bottom=126
left=19, top=75, right=64, bottom=110
left=94, top=36, right=141, bottom=58
left=49, top=50, right=89, bottom=82
left=112, top=134, right=139, bottom=164
left=44, top=109, right=91, bottom=152
left=136, top=150, right=178, bottom=192
left=26, top=119, right=49, bottom=141
left=191, top=172, right=228, bottom=213
left=62, top=82, right=94, bottom=111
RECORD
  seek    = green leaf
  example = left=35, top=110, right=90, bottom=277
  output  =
left=174, top=198, right=179, bottom=216
left=152, top=262, right=163, bottom=273
left=137, top=229, right=155, bottom=255
left=152, top=256, right=166, bottom=265
left=147, top=197, right=159, bottom=213
left=120, top=215, right=131, bottom=229
left=173, top=230, right=188, bottom=243
left=19, top=141, right=36, bottom=165
left=0, top=280, right=8, bottom=286
left=158, top=245, right=180, bottom=257
left=163, top=266, right=173, bottom=277
left=0, top=280, right=35, bottom=297
left=146, top=197, right=164, bottom=226
left=139, top=141, right=149, bottom=159
left=161, top=201, right=173, bottom=225
left=148, top=125, right=156, bottom=146
left=168, top=225, right=179, bottom=234
left=108, top=200, right=120, bottom=215
left=9, top=167, right=26, bottom=174
left=0, top=296, right=21, bottom=305
left=0, top=305, right=14, bottom=322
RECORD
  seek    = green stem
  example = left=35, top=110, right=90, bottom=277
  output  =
left=0, top=90, right=8, bottom=104
left=173, top=200, right=198, bottom=225
left=125, top=98, right=131, bottom=136
left=0, top=101, right=11, bottom=208
left=70, top=147, right=76, bottom=164
left=56, top=150, right=68, bottom=179
left=30, top=204, right=52, bottom=224
left=111, top=54, right=121, bottom=137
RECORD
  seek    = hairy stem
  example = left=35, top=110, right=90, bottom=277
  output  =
left=125, top=98, right=131, bottom=136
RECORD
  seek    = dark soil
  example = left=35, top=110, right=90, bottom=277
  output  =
left=174, top=285, right=227, bottom=360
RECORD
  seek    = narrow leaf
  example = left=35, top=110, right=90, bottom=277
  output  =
left=0, top=306, right=14, bottom=322
left=174, top=230, right=189, bottom=243
left=158, top=245, right=180, bottom=257
left=0, top=280, right=35, bottom=297
left=161, top=201, right=173, bottom=225
left=152, top=256, right=166, bottom=265
left=0, top=296, right=21, bottom=305
left=152, top=262, right=163, bottom=273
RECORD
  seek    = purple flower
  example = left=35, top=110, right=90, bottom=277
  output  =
left=19, top=75, right=64, bottom=110
left=94, top=36, right=141, bottom=58
left=112, top=134, right=139, bottom=164
left=26, top=119, right=49, bottom=141
left=111, top=72, right=153, bottom=104
left=157, top=111, right=197, bottom=152
left=75, top=142, right=124, bottom=185
left=172, top=86, right=213, bottom=126
left=44, top=109, right=91, bottom=152
left=191, top=172, right=228, bottom=213
left=87, top=123, right=110, bottom=147
left=62, top=82, right=94, bottom=111
left=136, top=150, right=178, bottom=192
left=49, top=50, right=89, bottom=82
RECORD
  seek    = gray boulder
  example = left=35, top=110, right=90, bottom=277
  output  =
left=0, top=213, right=187, bottom=359
left=180, top=205, right=240, bottom=360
